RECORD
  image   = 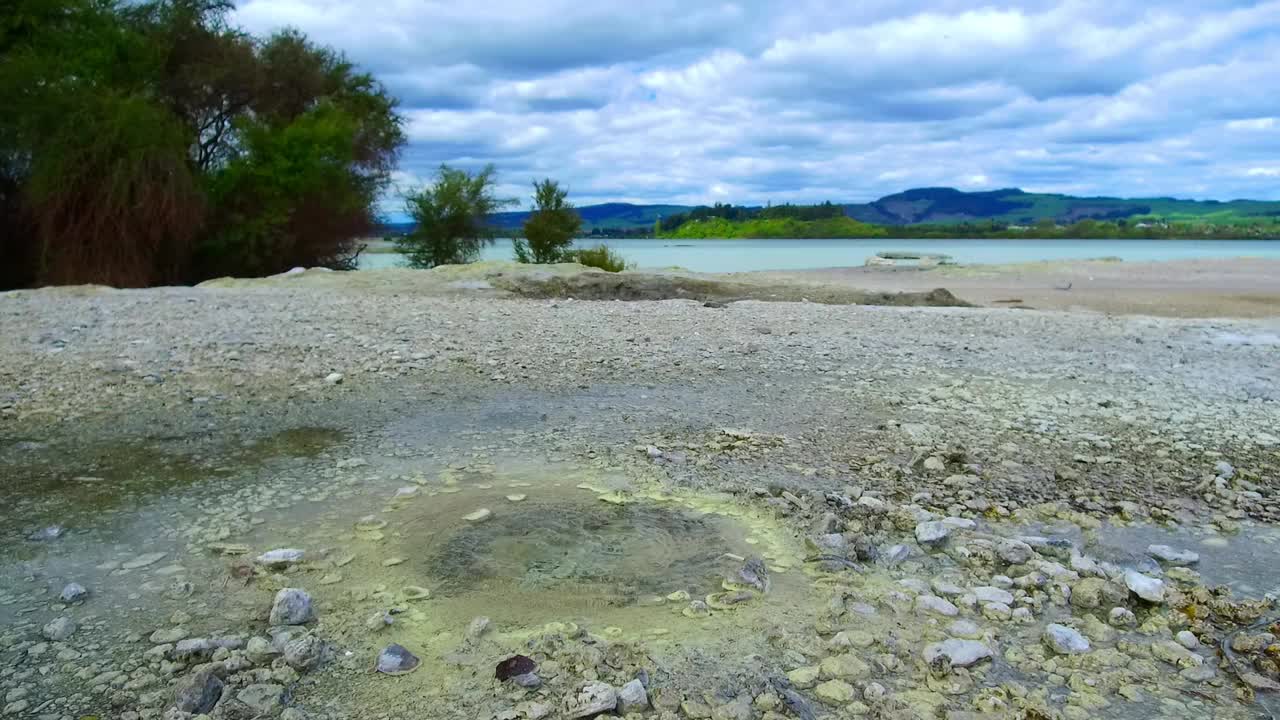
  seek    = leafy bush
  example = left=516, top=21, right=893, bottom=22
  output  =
left=514, top=178, right=581, bottom=263
left=568, top=244, right=630, bottom=272
left=397, top=164, right=516, bottom=268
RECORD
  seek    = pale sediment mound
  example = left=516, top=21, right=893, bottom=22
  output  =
left=196, top=261, right=972, bottom=308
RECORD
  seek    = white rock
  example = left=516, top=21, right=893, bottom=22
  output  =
left=324, top=372, right=344, bottom=385
left=1147, top=544, right=1199, bottom=566
left=1043, top=624, right=1090, bottom=655
left=59, top=583, right=88, bottom=603
left=915, top=521, right=952, bottom=545
left=564, top=681, right=617, bottom=719
left=255, top=548, right=305, bottom=567
left=1176, top=630, right=1200, bottom=650
left=1124, top=570, right=1166, bottom=603
left=922, top=639, right=993, bottom=668
left=856, top=496, right=887, bottom=512
left=1109, top=607, right=1137, bottom=627
left=997, top=539, right=1035, bottom=564
left=616, top=679, right=649, bottom=714
left=941, top=517, right=976, bottom=530
left=947, top=620, right=981, bottom=639
left=972, top=586, right=1014, bottom=605
left=463, top=508, right=492, bottom=522
left=915, top=595, right=959, bottom=617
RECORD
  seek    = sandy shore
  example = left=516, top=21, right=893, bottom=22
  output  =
left=754, top=257, right=1280, bottom=318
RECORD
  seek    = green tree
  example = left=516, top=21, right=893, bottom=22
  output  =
left=513, top=178, right=581, bottom=263
left=397, top=164, right=516, bottom=268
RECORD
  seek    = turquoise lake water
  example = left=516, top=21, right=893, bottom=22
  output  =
left=360, top=238, right=1280, bottom=273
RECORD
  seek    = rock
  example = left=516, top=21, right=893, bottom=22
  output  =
left=996, top=538, right=1035, bottom=564
left=785, top=666, right=820, bottom=689
left=171, top=638, right=215, bottom=660
left=173, top=669, right=223, bottom=714
left=972, top=586, right=1014, bottom=605
left=283, top=634, right=326, bottom=670
left=914, top=521, right=952, bottom=545
left=246, top=636, right=279, bottom=664
left=511, top=672, right=543, bottom=688
left=1043, top=624, right=1090, bottom=655
left=1108, top=607, right=1137, bottom=627
left=923, top=456, right=946, bottom=472
left=151, top=627, right=188, bottom=644
left=923, top=639, right=993, bottom=668
left=735, top=557, right=770, bottom=593
left=122, top=552, right=167, bottom=569
left=1123, top=570, right=1166, bottom=603
left=1214, top=461, right=1235, bottom=479
left=819, top=653, right=870, bottom=680
left=464, top=508, right=492, bottom=522
left=616, top=679, right=649, bottom=714
left=365, top=611, right=394, bottom=632
left=916, top=595, right=959, bottom=617
left=59, top=582, right=88, bottom=603
left=324, top=372, right=344, bottom=385
left=1147, top=545, right=1199, bottom=566
left=563, top=681, right=617, bottom=719
left=256, top=548, right=305, bottom=567
left=42, top=616, right=77, bottom=641
left=467, top=616, right=492, bottom=639
left=1153, top=640, right=1203, bottom=668
left=1176, top=630, right=1200, bottom=650
left=376, top=644, right=420, bottom=675
left=931, top=578, right=965, bottom=596
left=1070, top=577, right=1126, bottom=609
left=269, top=588, right=315, bottom=625
left=814, top=680, right=856, bottom=705
left=857, top=496, right=887, bottom=512
left=237, top=683, right=285, bottom=715
left=27, top=524, right=66, bottom=542
left=948, top=620, right=981, bottom=639
left=879, top=544, right=911, bottom=566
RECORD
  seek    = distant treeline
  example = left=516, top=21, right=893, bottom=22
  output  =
left=1, top=0, right=404, bottom=289
left=658, top=204, right=1280, bottom=240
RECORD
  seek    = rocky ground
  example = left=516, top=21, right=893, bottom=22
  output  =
left=1, top=263, right=1278, bottom=720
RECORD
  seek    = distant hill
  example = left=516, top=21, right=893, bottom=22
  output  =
left=843, top=187, right=1280, bottom=226
left=374, top=189, right=1280, bottom=237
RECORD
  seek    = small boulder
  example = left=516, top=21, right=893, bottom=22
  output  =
left=269, top=588, right=315, bottom=625
left=997, top=538, right=1035, bottom=564
left=563, top=681, right=617, bottom=719
left=173, top=669, right=223, bottom=714
left=1147, top=545, right=1199, bottom=566
left=616, top=679, right=649, bottom=714
left=256, top=548, right=305, bottom=568
left=376, top=643, right=420, bottom=675
left=59, top=583, right=88, bottom=603
left=42, top=616, right=77, bottom=642
left=237, top=683, right=285, bottom=715
left=915, top=521, right=952, bottom=545
left=283, top=634, right=326, bottom=670
left=813, top=680, right=856, bottom=705
left=1124, top=570, right=1166, bottom=603
left=1043, top=624, right=1090, bottom=655
left=923, top=639, right=993, bottom=668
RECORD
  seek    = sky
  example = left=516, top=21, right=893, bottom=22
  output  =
left=232, top=0, right=1280, bottom=210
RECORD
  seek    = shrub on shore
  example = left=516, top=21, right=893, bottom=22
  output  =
left=568, top=245, right=630, bottom=272
left=397, top=164, right=516, bottom=268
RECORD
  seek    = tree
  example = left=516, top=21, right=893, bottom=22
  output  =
left=513, top=178, right=581, bottom=263
left=0, top=0, right=404, bottom=288
left=397, top=164, right=515, bottom=268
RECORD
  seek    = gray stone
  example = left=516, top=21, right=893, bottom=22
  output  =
left=1176, top=630, right=1200, bottom=650
left=59, top=583, right=88, bottom=603
left=173, top=669, right=223, bottom=714
left=914, top=521, right=952, bottom=545
left=151, top=627, right=188, bottom=644
left=996, top=539, right=1035, bottom=564
left=256, top=548, right=305, bottom=567
left=237, top=683, right=285, bottom=715
left=42, top=616, right=77, bottom=641
left=467, top=616, right=492, bottom=639
left=283, top=634, right=326, bottom=670
left=972, top=586, right=1014, bottom=605
left=1147, top=544, right=1199, bottom=566
left=365, top=610, right=394, bottom=632
left=563, top=681, right=617, bottom=719
left=1043, top=624, right=1090, bottom=655
left=246, top=636, right=279, bottom=664
left=171, top=638, right=215, bottom=660
left=915, top=594, right=959, bottom=617
left=922, top=639, right=993, bottom=668
left=1108, top=607, right=1137, bottom=627
left=376, top=644, right=420, bottom=675
left=269, top=588, right=315, bottom=625
left=1214, top=461, right=1235, bottom=479
left=27, top=525, right=65, bottom=541
left=616, top=679, right=649, bottom=714
left=511, top=673, right=542, bottom=688
left=1124, top=570, right=1166, bottom=603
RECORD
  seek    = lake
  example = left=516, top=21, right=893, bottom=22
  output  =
left=360, top=237, right=1280, bottom=273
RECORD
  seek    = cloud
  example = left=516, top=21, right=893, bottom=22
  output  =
left=233, top=0, right=1280, bottom=209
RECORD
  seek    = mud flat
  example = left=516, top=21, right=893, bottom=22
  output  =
left=1, top=262, right=1278, bottom=719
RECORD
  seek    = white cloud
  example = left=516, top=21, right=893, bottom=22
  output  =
left=232, top=0, right=1280, bottom=207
